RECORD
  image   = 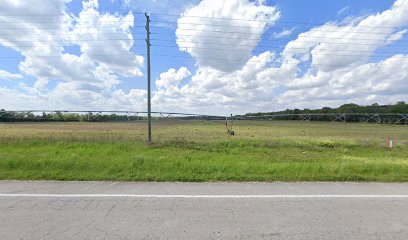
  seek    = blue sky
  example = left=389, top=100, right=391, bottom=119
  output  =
left=0, top=0, right=407, bottom=114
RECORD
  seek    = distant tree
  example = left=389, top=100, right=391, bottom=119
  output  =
left=321, top=107, right=331, bottom=113
left=391, top=101, right=408, bottom=113
left=339, top=103, right=359, bottom=108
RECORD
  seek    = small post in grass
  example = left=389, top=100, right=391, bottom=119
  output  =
left=387, top=136, right=397, bottom=148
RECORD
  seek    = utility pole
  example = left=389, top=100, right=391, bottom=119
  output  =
left=145, top=13, right=152, bottom=143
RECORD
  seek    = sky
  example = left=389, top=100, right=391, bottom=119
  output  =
left=0, top=0, right=407, bottom=115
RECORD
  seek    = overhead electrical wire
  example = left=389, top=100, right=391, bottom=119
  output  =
left=0, top=38, right=146, bottom=43
left=1, top=28, right=406, bottom=44
left=1, top=40, right=406, bottom=57
left=149, top=13, right=406, bottom=30
left=2, top=35, right=407, bottom=49
left=151, top=22, right=403, bottom=36
left=0, top=24, right=403, bottom=40
left=0, top=53, right=146, bottom=59
left=153, top=31, right=408, bottom=44
left=1, top=38, right=407, bottom=59
left=0, top=47, right=406, bottom=61
left=151, top=45, right=408, bottom=59
left=0, top=25, right=146, bottom=30
left=151, top=43, right=408, bottom=56
left=3, top=11, right=397, bottom=30
left=0, top=21, right=401, bottom=36
left=0, top=23, right=403, bottom=40
left=152, top=34, right=408, bottom=48
left=0, top=49, right=406, bottom=71
left=145, top=54, right=408, bottom=70
left=0, top=12, right=390, bottom=26
left=0, top=12, right=146, bottom=17
left=0, top=31, right=145, bottom=36
left=0, top=11, right=407, bottom=70
left=0, top=43, right=146, bottom=48
left=151, top=39, right=408, bottom=52
left=0, top=12, right=405, bottom=31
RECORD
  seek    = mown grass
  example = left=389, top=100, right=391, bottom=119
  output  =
left=0, top=121, right=407, bottom=182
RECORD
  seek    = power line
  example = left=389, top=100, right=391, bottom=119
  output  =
left=4, top=30, right=399, bottom=47
left=0, top=14, right=405, bottom=31
left=1, top=35, right=404, bottom=48
left=1, top=27, right=405, bottom=43
left=152, top=35, right=408, bottom=48
left=1, top=41, right=406, bottom=58
left=2, top=30, right=406, bottom=46
left=0, top=31, right=146, bottom=37
left=151, top=22, right=403, bottom=36
left=0, top=21, right=403, bottom=37
left=0, top=25, right=146, bottom=31
left=0, top=12, right=145, bottom=17
left=16, top=11, right=378, bottom=32
left=0, top=20, right=143, bottom=24
left=152, top=39, right=408, bottom=53
left=0, top=38, right=146, bottom=43
left=0, top=12, right=407, bottom=69
left=150, top=13, right=405, bottom=30
left=0, top=42, right=146, bottom=48
left=2, top=37, right=406, bottom=52
left=0, top=23, right=403, bottom=39
left=1, top=35, right=407, bottom=49
left=0, top=11, right=400, bottom=30
left=1, top=33, right=406, bottom=51
left=148, top=53, right=408, bottom=69
left=154, top=30, right=408, bottom=43
left=3, top=29, right=406, bottom=44
left=1, top=52, right=406, bottom=70
left=152, top=45, right=408, bottom=59
left=0, top=48, right=406, bottom=69
left=0, top=53, right=145, bottom=59
left=152, top=43, right=408, bottom=56
left=2, top=39, right=406, bottom=57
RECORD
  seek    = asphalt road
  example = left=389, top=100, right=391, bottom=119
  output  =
left=1, top=181, right=408, bottom=240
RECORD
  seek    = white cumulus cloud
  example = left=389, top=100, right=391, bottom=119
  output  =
left=176, top=0, right=280, bottom=72
left=0, top=0, right=146, bottom=110
left=152, top=0, right=408, bottom=115
left=273, top=27, right=296, bottom=39
left=0, top=70, right=23, bottom=80
left=1, top=0, right=408, bottom=115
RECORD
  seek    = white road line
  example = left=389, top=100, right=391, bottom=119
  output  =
left=0, top=194, right=408, bottom=198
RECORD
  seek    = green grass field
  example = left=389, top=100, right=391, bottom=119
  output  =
left=0, top=120, right=407, bottom=182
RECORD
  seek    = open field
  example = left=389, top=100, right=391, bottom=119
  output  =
left=0, top=120, right=407, bottom=182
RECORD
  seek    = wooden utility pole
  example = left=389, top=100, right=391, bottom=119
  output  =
left=145, top=13, right=152, bottom=143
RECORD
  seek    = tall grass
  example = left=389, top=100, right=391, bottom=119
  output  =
left=0, top=121, right=407, bottom=182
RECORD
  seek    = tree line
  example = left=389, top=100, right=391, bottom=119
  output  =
left=0, top=111, right=223, bottom=122
left=1, top=102, right=407, bottom=123
left=242, top=102, right=408, bottom=123
left=0, top=111, right=144, bottom=122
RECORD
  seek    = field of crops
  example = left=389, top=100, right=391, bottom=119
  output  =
left=0, top=120, right=407, bottom=182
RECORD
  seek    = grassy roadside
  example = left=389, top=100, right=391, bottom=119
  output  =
left=0, top=121, right=407, bottom=182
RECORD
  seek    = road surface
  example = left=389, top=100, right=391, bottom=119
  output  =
left=1, top=181, right=408, bottom=239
